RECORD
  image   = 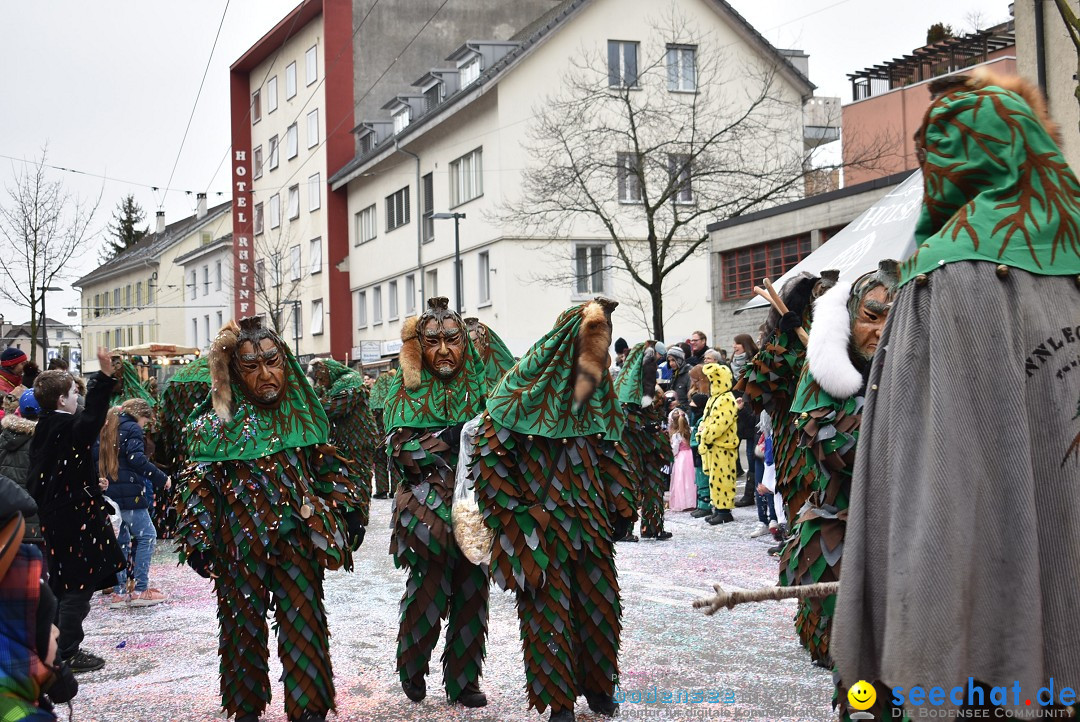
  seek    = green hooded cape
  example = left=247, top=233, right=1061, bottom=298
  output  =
left=485, top=304, right=624, bottom=441
left=110, top=359, right=156, bottom=406
left=368, top=371, right=395, bottom=410
left=186, top=348, right=329, bottom=462
left=382, top=336, right=487, bottom=431
left=169, top=356, right=211, bottom=385
left=319, top=358, right=364, bottom=396
left=479, top=325, right=515, bottom=391
left=614, top=341, right=652, bottom=406
left=904, top=83, right=1080, bottom=286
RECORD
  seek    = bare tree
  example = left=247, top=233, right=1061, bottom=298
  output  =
left=251, top=227, right=305, bottom=343
left=1052, top=0, right=1080, bottom=136
left=0, top=150, right=100, bottom=363
left=497, top=11, right=887, bottom=340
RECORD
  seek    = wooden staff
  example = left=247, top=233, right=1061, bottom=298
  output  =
left=693, top=581, right=840, bottom=615
left=752, top=277, right=810, bottom=346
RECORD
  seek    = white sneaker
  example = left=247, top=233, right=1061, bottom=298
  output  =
left=750, top=523, right=771, bottom=538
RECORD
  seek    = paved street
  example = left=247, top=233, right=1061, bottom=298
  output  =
left=71, top=497, right=835, bottom=722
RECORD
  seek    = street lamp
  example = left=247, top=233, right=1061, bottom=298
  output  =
left=39, top=285, right=63, bottom=366
left=431, top=212, right=466, bottom=313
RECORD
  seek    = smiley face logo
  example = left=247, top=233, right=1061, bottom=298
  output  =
left=848, top=680, right=877, bottom=711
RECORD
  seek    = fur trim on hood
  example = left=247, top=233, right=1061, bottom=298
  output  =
left=572, top=298, right=616, bottom=410
left=806, top=280, right=863, bottom=399
left=398, top=317, right=422, bottom=392
left=209, top=320, right=240, bottom=421
left=0, top=414, right=36, bottom=435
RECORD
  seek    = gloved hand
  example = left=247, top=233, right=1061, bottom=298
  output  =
left=345, top=510, right=366, bottom=551
left=778, top=311, right=802, bottom=333
left=186, top=549, right=214, bottom=579
left=44, top=660, right=78, bottom=704
left=437, top=423, right=466, bottom=448
left=612, top=515, right=632, bottom=541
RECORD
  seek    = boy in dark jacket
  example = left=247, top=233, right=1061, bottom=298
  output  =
left=28, top=349, right=122, bottom=674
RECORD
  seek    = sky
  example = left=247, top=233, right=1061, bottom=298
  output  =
left=0, top=0, right=1008, bottom=331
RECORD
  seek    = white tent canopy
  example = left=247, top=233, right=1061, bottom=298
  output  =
left=737, top=170, right=923, bottom=313
left=112, top=343, right=200, bottom=357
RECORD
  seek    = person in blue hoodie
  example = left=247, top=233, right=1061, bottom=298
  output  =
left=94, top=398, right=170, bottom=608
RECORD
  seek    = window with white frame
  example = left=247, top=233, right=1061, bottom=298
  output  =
left=309, top=237, right=322, bottom=275
left=253, top=146, right=264, bottom=179
left=251, top=89, right=261, bottom=123
left=388, top=280, right=398, bottom=320
left=308, top=173, right=321, bottom=211
left=459, top=56, right=481, bottom=87
left=292, top=302, right=303, bottom=339
left=666, top=45, right=697, bottom=92
left=202, top=266, right=209, bottom=295
left=113, top=287, right=120, bottom=307
left=217, top=310, right=223, bottom=329
left=359, top=131, right=376, bottom=154
left=607, top=40, right=639, bottom=88
left=307, top=109, right=319, bottom=148
left=269, top=194, right=281, bottom=228
left=450, top=148, right=483, bottom=207
left=271, top=252, right=282, bottom=286
left=135, top=282, right=143, bottom=306
left=286, top=124, right=298, bottom=159
left=426, top=268, right=438, bottom=297
left=306, top=45, right=318, bottom=85
left=267, top=76, right=278, bottom=112
left=405, top=274, right=416, bottom=314
left=385, top=187, right=410, bottom=231
left=255, top=260, right=266, bottom=292
left=574, top=243, right=606, bottom=295
left=215, top=260, right=222, bottom=291
left=289, top=244, right=301, bottom=281
left=286, top=61, right=297, bottom=99
left=392, top=107, right=410, bottom=134
left=288, top=185, right=300, bottom=219
left=372, top=285, right=383, bottom=325
left=667, top=153, right=693, bottom=203
left=268, top=135, right=279, bottom=170
left=126, top=284, right=133, bottom=306
left=191, top=319, right=198, bottom=346
left=357, top=290, right=367, bottom=328
left=138, top=323, right=144, bottom=344
left=204, top=315, right=211, bottom=347
left=254, top=202, right=264, bottom=235
left=422, top=173, right=434, bottom=242
left=617, top=152, right=642, bottom=203
left=311, top=299, right=324, bottom=335
left=356, top=205, right=376, bottom=245
left=478, top=251, right=491, bottom=304
left=189, top=271, right=197, bottom=300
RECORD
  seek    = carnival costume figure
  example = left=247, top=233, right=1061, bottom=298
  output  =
left=175, top=318, right=368, bottom=722
left=308, top=358, right=377, bottom=496
left=613, top=341, right=673, bottom=540
left=465, top=317, right=516, bottom=389
left=470, top=298, right=635, bottom=722
left=154, top=357, right=210, bottom=536
left=834, top=71, right=1080, bottom=713
left=383, top=297, right=489, bottom=708
left=696, top=363, right=738, bottom=523
left=778, top=261, right=897, bottom=675
left=368, top=369, right=397, bottom=499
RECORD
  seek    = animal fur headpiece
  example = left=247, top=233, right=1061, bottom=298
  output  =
left=572, top=297, right=617, bottom=412
left=208, top=316, right=288, bottom=421
left=398, top=297, right=465, bottom=392
left=806, top=260, right=900, bottom=399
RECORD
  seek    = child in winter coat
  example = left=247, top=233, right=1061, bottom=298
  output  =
left=94, top=399, right=170, bottom=608
left=667, top=409, right=696, bottom=511
left=696, top=363, right=739, bottom=524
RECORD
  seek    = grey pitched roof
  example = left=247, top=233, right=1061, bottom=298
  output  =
left=330, top=0, right=814, bottom=188
left=73, top=201, right=231, bottom=288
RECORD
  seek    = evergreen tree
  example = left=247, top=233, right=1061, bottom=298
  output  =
left=100, top=194, right=148, bottom=262
left=926, top=22, right=954, bottom=44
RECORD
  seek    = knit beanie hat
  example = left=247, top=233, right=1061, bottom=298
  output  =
left=666, top=346, right=685, bottom=362
left=1, top=348, right=27, bottom=368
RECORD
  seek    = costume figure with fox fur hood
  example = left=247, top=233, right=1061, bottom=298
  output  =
left=469, top=298, right=636, bottom=721
left=776, top=262, right=899, bottom=720
left=613, top=341, right=673, bottom=540
left=174, top=317, right=369, bottom=722
left=696, top=363, right=739, bottom=516
left=833, top=72, right=1080, bottom=714
left=382, top=297, right=490, bottom=708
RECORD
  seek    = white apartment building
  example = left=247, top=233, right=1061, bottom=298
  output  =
left=74, top=198, right=231, bottom=373
left=331, top=0, right=816, bottom=360
left=175, top=235, right=234, bottom=353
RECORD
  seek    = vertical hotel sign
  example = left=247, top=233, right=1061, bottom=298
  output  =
left=231, top=146, right=254, bottom=318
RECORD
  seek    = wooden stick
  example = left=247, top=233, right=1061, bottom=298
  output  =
left=693, top=581, right=840, bottom=615
left=754, top=278, right=809, bottom=346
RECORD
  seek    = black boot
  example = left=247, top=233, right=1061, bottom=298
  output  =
left=690, top=508, right=711, bottom=518
left=402, top=677, right=426, bottom=702
left=236, top=716, right=260, bottom=722
left=290, top=713, right=326, bottom=722
left=585, top=690, right=619, bottom=716
left=654, top=530, right=672, bottom=540
left=734, top=495, right=755, bottom=508
left=550, top=708, right=575, bottom=722
left=707, top=509, right=734, bottom=525
left=454, top=681, right=488, bottom=708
